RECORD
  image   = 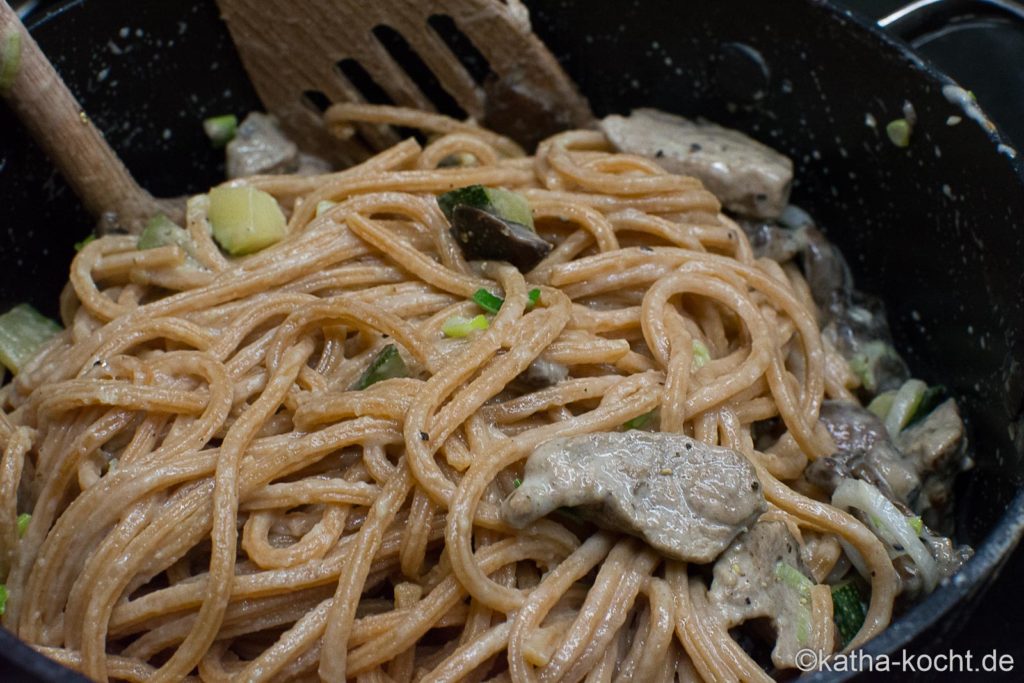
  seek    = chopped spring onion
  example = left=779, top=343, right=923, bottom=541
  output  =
left=0, top=304, right=61, bottom=374
left=0, top=584, right=7, bottom=615
left=16, top=512, right=30, bottom=538
left=774, top=562, right=813, bottom=645
left=831, top=581, right=867, bottom=647
left=442, top=314, right=489, bottom=338
left=886, top=118, right=912, bottom=147
left=692, top=340, right=711, bottom=369
left=351, top=344, right=408, bottom=390
left=472, top=289, right=505, bottom=314
left=471, top=288, right=541, bottom=315
left=0, top=30, right=22, bottom=97
left=832, top=478, right=939, bottom=592
left=203, top=114, right=238, bottom=148
left=884, top=378, right=928, bottom=436
left=513, top=477, right=522, bottom=488
left=208, top=185, right=286, bottom=255
left=74, top=233, right=97, bottom=252
left=623, top=410, right=656, bottom=431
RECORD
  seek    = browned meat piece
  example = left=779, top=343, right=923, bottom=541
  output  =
left=502, top=431, right=765, bottom=562
left=600, top=108, right=793, bottom=219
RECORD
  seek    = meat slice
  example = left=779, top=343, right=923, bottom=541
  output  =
left=708, top=521, right=817, bottom=670
left=805, top=401, right=921, bottom=506
left=227, top=112, right=331, bottom=179
left=600, top=108, right=793, bottom=219
left=502, top=431, right=765, bottom=562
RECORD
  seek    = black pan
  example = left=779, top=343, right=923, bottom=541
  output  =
left=0, top=0, right=1022, bottom=680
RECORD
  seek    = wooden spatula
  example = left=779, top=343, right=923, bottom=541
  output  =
left=0, top=2, right=182, bottom=233
left=214, top=0, right=594, bottom=165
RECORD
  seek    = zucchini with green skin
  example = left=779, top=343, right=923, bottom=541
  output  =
left=437, top=185, right=534, bottom=229
left=351, top=344, right=408, bottom=390
left=831, top=580, right=867, bottom=647
left=0, top=304, right=61, bottom=374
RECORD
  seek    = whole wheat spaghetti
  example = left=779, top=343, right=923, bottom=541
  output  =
left=0, top=104, right=904, bottom=682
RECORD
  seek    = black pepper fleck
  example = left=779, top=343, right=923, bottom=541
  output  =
left=690, top=143, right=703, bottom=153
left=419, top=431, right=429, bottom=441
left=751, top=481, right=759, bottom=491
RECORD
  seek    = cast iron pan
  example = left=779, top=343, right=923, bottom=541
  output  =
left=1, top=0, right=1023, bottom=680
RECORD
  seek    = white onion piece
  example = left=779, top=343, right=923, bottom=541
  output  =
left=832, top=479, right=939, bottom=592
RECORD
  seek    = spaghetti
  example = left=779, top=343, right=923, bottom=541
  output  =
left=0, top=104, right=905, bottom=682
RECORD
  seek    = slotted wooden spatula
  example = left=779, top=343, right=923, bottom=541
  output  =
left=215, top=0, right=594, bottom=164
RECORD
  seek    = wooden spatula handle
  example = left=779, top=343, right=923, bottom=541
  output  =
left=0, top=2, right=169, bottom=231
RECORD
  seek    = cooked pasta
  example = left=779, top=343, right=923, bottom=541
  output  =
left=2, top=103, right=959, bottom=682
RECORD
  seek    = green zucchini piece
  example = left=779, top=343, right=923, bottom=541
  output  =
left=437, top=185, right=534, bottom=229
left=351, top=344, right=408, bottom=390
left=831, top=580, right=867, bottom=647
left=208, top=185, right=286, bottom=255
left=0, top=304, right=61, bottom=374
left=138, top=214, right=194, bottom=257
